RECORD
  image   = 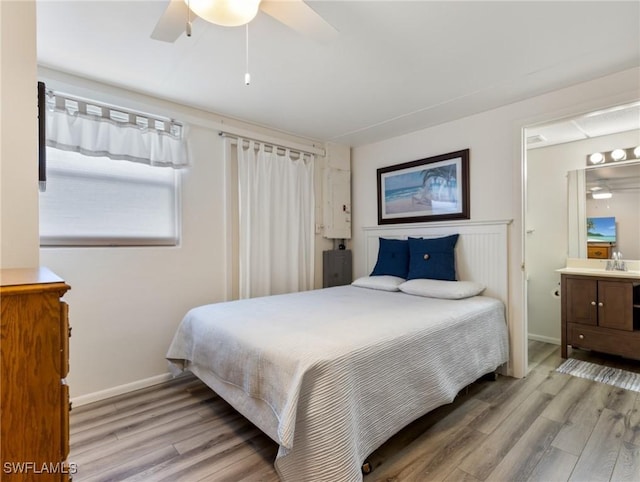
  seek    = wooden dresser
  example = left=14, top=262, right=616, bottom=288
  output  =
left=560, top=270, right=640, bottom=361
left=587, top=243, right=614, bottom=260
left=1, top=268, right=72, bottom=481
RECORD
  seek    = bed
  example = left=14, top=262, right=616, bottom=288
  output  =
left=166, top=220, right=511, bottom=481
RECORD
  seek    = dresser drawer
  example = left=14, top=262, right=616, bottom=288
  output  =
left=61, top=380, right=70, bottom=460
left=61, top=302, right=70, bottom=378
left=587, top=245, right=611, bottom=259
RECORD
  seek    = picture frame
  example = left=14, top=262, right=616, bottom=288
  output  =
left=377, top=149, right=470, bottom=224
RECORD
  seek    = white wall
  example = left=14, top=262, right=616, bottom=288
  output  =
left=351, top=67, right=640, bottom=378
left=526, top=130, right=640, bottom=344
left=0, top=1, right=40, bottom=268
left=587, top=190, right=640, bottom=260
left=38, top=69, right=334, bottom=403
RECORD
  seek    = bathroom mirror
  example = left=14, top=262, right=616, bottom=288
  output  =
left=568, top=161, right=640, bottom=259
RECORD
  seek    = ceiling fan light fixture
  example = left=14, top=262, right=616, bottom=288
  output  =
left=187, top=0, right=261, bottom=27
left=592, top=190, right=612, bottom=199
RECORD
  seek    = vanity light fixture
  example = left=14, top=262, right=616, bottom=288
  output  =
left=589, top=152, right=605, bottom=164
left=611, top=148, right=626, bottom=161
left=587, top=146, right=640, bottom=166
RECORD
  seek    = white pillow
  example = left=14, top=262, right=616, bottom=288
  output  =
left=399, top=279, right=485, bottom=299
left=351, top=275, right=406, bottom=292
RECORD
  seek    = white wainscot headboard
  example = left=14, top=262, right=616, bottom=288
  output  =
left=362, top=220, right=512, bottom=305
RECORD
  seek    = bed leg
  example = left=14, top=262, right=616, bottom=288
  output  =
left=362, top=460, right=373, bottom=475
left=480, top=371, right=498, bottom=382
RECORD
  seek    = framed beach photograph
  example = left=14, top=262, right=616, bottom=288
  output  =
left=377, top=149, right=470, bottom=224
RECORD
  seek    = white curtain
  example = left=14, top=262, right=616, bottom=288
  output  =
left=238, top=139, right=315, bottom=298
left=46, top=102, right=189, bottom=168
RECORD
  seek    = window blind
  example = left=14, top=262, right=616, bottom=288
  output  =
left=40, top=148, right=179, bottom=246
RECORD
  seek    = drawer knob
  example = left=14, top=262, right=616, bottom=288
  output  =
left=591, top=301, right=596, bottom=306
left=579, top=334, right=584, bottom=339
left=598, top=302, right=604, bottom=307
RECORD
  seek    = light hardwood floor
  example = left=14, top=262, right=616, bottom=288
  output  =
left=69, top=343, right=640, bottom=481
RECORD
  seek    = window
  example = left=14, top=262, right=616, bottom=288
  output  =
left=38, top=88, right=188, bottom=246
left=40, top=148, right=180, bottom=246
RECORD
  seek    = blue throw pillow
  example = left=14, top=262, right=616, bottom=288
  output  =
left=370, top=238, right=409, bottom=279
left=407, top=234, right=459, bottom=281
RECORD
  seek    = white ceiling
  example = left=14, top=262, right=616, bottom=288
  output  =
left=586, top=162, right=640, bottom=193
left=526, top=102, right=640, bottom=149
left=36, top=1, right=640, bottom=147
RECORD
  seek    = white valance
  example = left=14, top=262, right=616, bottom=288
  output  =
left=45, top=93, right=189, bottom=168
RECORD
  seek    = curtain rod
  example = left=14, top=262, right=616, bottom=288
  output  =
left=47, top=88, right=183, bottom=136
left=219, top=130, right=325, bottom=157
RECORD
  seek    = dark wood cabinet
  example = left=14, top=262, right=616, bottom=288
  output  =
left=1, top=268, right=71, bottom=481
left=561, top=273, right=640, bottom=361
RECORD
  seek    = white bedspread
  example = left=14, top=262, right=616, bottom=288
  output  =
left=166, top=285, right=509, bottom=481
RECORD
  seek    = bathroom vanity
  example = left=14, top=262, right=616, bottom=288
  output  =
left=559, top=260, right=640, bottom=361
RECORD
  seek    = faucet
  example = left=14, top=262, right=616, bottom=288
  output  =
left=606, top=251, right=627, bottom=271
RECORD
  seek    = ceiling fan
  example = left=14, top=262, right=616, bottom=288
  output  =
left=151, top=0, right=337, bottom=43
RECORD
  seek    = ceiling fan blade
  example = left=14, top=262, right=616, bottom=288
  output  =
left=260, top=0, right=338, bottom=43
left=151, top=0, right=190, bottom=43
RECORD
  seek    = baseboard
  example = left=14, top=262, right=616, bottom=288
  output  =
left=71, top=372, right=174, bottom=407
left=528, top=334, right=561, bottom=345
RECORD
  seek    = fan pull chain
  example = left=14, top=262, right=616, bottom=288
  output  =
left=186, top=0, right=192, bottom=37
left=245, top=24, right=251, bottom=86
